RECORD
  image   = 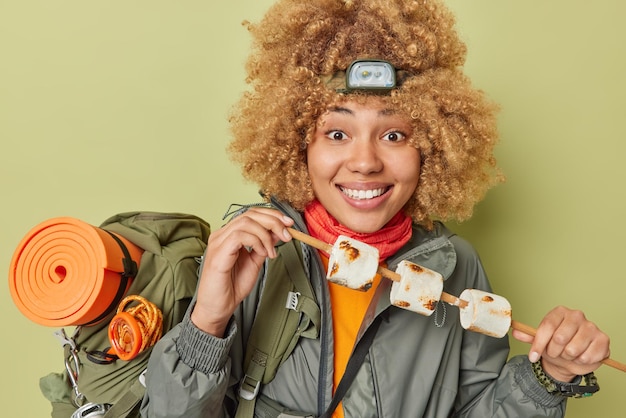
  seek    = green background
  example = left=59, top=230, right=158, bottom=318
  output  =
left=2, top=1, right=624, bottom=416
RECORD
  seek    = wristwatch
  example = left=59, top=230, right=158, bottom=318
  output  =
left=531, top=360, right=600, bottom=398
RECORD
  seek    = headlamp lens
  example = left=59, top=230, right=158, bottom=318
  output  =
left=346, top=60, right=396, bottom=90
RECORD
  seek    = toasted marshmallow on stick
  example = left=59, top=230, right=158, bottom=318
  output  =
left=459, top=289, right=512, bottom=338
left=286, top=228, right=626, bottom=373
left=327, top=235, right=380, bottom=291
left=390, top=260, right=443, bottom=316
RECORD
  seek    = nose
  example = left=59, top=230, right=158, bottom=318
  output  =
left=345, top=139, right=383, bottom=174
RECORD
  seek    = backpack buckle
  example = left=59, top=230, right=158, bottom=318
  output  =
left=285, top=291, right=300, bottom=311
left=71, top=402, right=112, bottom=418
left=239, top=374, right=261, bottom=401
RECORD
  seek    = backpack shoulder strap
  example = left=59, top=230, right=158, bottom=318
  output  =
left=236, top=238, right=321, bottom=418
left=102, top=376, right=145, bottom=418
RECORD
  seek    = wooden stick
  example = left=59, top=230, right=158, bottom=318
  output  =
left=288, top=228, right=332, bottom=253
left=288, top=228, right=626, bottom=373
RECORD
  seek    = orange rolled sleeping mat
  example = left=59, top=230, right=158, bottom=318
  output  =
left=8, top=217, right=144, bottom=327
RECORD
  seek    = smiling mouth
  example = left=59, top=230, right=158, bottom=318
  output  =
left=339, top=186, right=390, bottom=200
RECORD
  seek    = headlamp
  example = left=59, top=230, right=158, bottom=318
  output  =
left=346, top=60, right=396, bottom=90
left=322, top=59, right=408, bottom=93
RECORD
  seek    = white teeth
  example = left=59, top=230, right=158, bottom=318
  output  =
left=341, top=187, right=386, bottom=200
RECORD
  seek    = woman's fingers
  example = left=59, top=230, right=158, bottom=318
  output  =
left=517, top=306, right=610, bottom=381
left=209, top=208, right=293, bottom=260
left=191, top=208, right=294, bottom=336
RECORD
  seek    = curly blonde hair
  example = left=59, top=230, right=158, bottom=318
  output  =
left=228, top=0, right=502, bottom=227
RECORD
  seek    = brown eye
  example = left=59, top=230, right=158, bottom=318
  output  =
left=383, top=131, right=405, bottom=142
left=327, top=130, right=347, bottom=141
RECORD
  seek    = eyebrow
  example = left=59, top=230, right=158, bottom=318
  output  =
left=378, top=108, right=397, bottom=116
left=327, top=106, right=353, bottom=115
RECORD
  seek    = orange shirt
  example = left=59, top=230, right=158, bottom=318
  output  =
left=321, top=255, right=382, bottom=418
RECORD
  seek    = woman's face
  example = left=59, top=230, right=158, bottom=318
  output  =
left=307, top=97, right=420, bottom=233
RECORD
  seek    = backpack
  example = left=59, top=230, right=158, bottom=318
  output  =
left=38, top=212, right=211, bottom=418
left=33, top=209, right=320, bottom=418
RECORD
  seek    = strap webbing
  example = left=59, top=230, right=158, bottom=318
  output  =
left=235, top=394, right=256, bottom=418
left=282, top=239, right=320, bottom=340
left=236, top=239, right=320, bottom=418
left=103, top=376, right=145, bottom=418
left=84, top=230, right=138, bottom=326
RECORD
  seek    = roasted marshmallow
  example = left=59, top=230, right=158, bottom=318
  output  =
left=327, top=235, right=379, bottom=291
left=459, top=289, right=512, bottom=338
left=390, top=260, right=444, bottom=316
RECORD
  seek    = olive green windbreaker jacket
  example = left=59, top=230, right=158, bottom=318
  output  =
left=140, top=199, right=567, bottom=417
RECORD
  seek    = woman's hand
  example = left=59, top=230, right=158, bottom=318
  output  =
left=190, top=208, right=294, bottom=337
left=512, top=306, right=610, bottom=382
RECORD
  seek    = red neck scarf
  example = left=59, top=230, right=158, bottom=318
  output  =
left=304, top=200, right=413, bottom=261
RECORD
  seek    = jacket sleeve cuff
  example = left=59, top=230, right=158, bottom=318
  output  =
left=176, top=308, right=237, bottom=376
left=513, top=356, right=567, bottom=408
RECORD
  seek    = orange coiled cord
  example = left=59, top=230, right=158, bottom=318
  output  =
left=108, top=295, right=163, bottom=361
